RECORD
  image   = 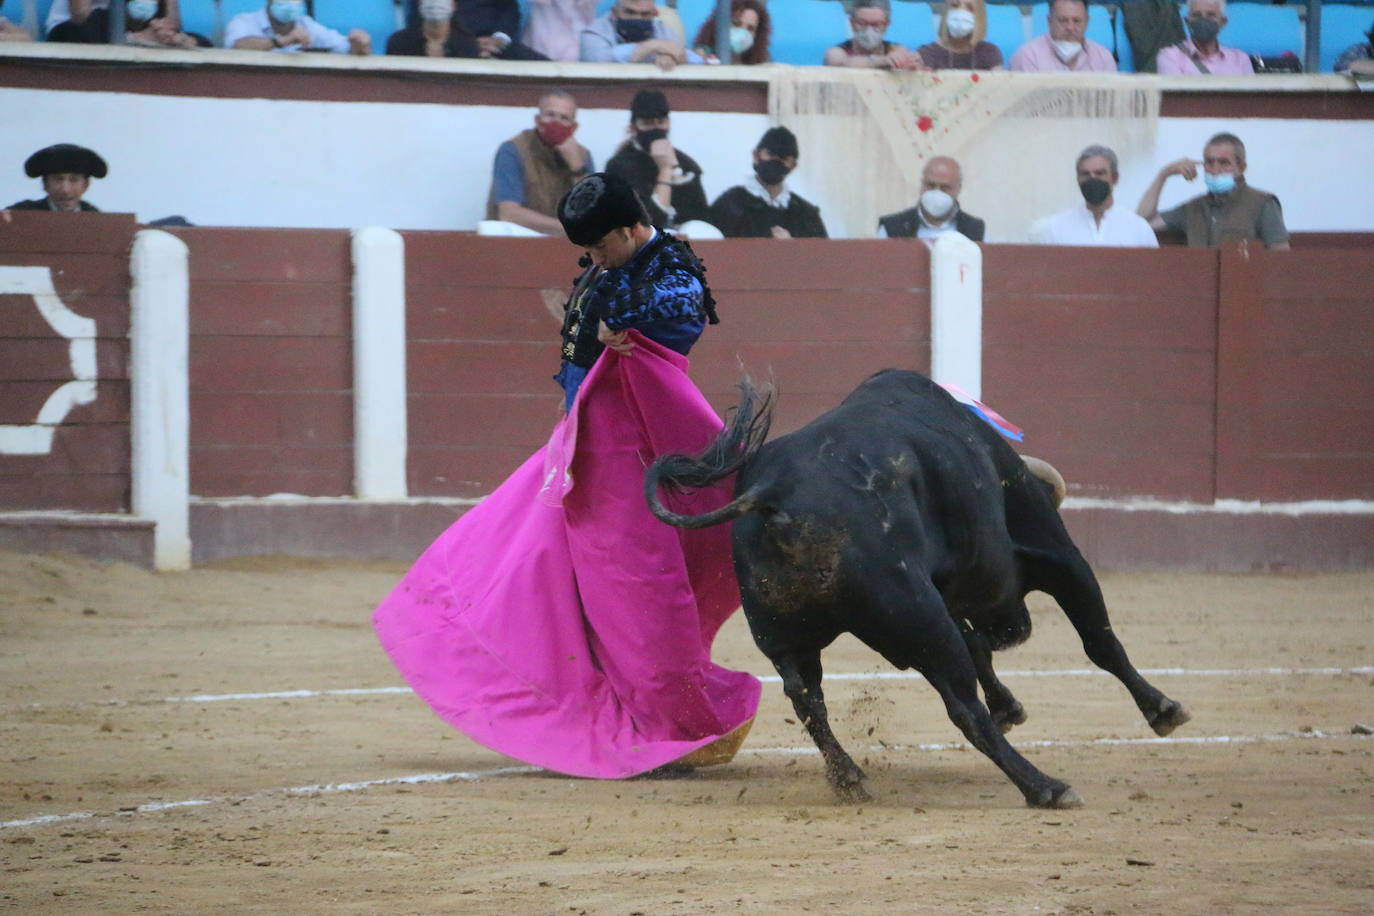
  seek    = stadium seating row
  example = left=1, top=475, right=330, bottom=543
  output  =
left=2, top=0, right=1369, bottom=73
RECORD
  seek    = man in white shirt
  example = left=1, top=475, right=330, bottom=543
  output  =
left=1033, top=144, right=1158, bottom=247
left=224, top=0, right=370, bottom=54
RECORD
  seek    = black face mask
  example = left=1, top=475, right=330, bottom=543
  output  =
left=615, top=17, right=655, bottom=43
left=1079, top=177, right=1111, bottom=206
left=754, top=158, right=792, bottom=186
left=635, top=128, right=668, bottom=149
left=1186, top=15, right=1221, bottom=44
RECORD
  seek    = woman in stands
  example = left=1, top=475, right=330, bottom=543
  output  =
left=918, top=0, right=1003, bottom=70
left=691, top=0, right=771, bottom=65
left=46, top=0, right=207, bottom=46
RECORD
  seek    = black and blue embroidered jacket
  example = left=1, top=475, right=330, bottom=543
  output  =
left=557, top=230, right=718, bottom=391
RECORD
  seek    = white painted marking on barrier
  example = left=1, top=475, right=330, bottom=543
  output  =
left=0, top=266, right=98, bottom=456
left=3, top=733, right=1367, bottom=832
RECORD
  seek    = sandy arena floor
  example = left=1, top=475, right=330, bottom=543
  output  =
left=1, top=549, right=1372, bottom=914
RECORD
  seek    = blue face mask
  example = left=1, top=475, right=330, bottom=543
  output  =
left=127, top=0, right=158, bottom=22
left=1204, top=172, right=1236, bottom=195
left=270, top=0, right=306, bottom=23
left=729, top=25, right=754, bottom=55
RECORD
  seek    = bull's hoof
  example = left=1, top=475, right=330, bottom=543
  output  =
left=1149, top=699, right=1192, bottom=737
left=1026, top=785, right=1085, bottom=809
left=826, top=761, right=869, bottom=803
left=992, top=700, right=1028, bottom=734
left=831, top=780, right=873, bottom=804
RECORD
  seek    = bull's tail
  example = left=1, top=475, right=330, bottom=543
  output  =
left=644, top=378, right=774, bottom=529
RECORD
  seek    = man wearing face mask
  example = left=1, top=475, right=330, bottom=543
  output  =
left=580, top=0, right=703, bottom=71
left=604, top=89, right=710, bottom=231
left=707, top=127, right=827, bottom=239
left=876, top=156, right=985, bottom=242
left=8, top=144, right=106, bottom=212
left=824, top=0, right=920, bottom=69
left=1137, top=132, right=1289, bottom=249
left=486, top=89, right=594, bottom=235
left=1032, top=145, right=1157, bottom=247
left=1154, top=0, right=1252, bottom=75
left=1010, top=0, right=1116, bottom=73
left=225, top=0, right=371, bottom=54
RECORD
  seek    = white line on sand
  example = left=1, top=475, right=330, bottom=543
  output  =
left=13, top=666, right=1371, bottom=711
left=159, top=665, right=1374, bottom=704
left=3, top=731, right=1370, bottom=832
left=10, top=665, right=1371, bottom=719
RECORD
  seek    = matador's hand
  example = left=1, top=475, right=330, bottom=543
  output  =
left=598, top=321, right=634, bottom=354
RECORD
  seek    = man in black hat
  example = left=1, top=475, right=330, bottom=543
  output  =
left=9, top=144, right=107, bottom=212
left=708, top=126, right=828, bottom=239
left=553, top=171, right=717, bottom=411
left=604, top=89, right=710, bottom=232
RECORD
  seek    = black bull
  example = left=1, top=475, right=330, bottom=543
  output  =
left=645, top=369, right=1190, bottom=808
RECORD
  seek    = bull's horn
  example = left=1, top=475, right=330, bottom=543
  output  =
left=1022, top=456, right=1066, bottom=508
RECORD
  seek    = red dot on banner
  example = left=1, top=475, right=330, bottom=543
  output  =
left=917, top=116, right=934, bottom=132
left=971, top=73, right=980, bottom=82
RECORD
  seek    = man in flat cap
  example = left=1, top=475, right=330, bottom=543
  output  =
left=9, top=144, right=107, bottom=212
left=708, top=126, right=828, bottom=239
left=553, top=170, right=717, bottom=409
left=604, top=89, right=710, bottom=232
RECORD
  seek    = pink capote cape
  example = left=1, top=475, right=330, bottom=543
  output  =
left=373, top=331, right=761, bottom=778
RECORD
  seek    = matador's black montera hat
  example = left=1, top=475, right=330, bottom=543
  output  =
left=558, top=172, right=649, bottom=247
left=25, top=144, right=108, bottom=179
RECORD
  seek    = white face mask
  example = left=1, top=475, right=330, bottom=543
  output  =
left=1051, top=38, right=1082, bottom=60
left=418, top=0, right=454, bottom=21
left=729, top=25, right=754, bottom=54
left=944, top=8, right=976, bottom=38
left=853, top=26, right=885, bottom=51
left=920, top=188, right=956, bottom=220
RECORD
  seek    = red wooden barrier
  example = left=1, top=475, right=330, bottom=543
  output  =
left=168, top=227, right=354, bottom=498
left=0, top=212, right=135, bottom=512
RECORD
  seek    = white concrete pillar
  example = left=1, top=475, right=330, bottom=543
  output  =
left=929, top=232, right=984, bottom=399
left=351, top=226, right=408, bottom=500
left=130, top=229, right=190, bottom=571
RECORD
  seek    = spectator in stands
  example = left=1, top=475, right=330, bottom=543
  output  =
left=1136, top=132, right=1289, bottom=249
left=1154, top=0, right=1252, bottom=75
left=125, top=0, right=206, bottom=48
left=1032, top=145, right=1157, bottom=247
left=1334, top=22, right=1374, bottom=75
left=8, top=144, right=106, bottom=212
left=388, top=0, right=547, bottom=58
left=605, top=89, right=710, bottom=230
left=692, top=0, right=770, bottom=64
left=824, top=0, right=921, bottom=69
left=708, top=127, right=827, bottom=239
left=524, top=0, right=597, bottom=61
left=486, top=89, right=593, bottom=235
left=224, top=0, right=371, bottom=55
left=1010, top=0, right=1115, bottom=72
left=44, top=0, right=109, bottom=41
left=581, top=0, right=702, bottom=70
left=0, top=11, right=33, bottom=40
left=919, top=0, right=1002, bottom=70
left=877, top=155, right=984, bottom=241
left=45, top=0, right=202, bottom=44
